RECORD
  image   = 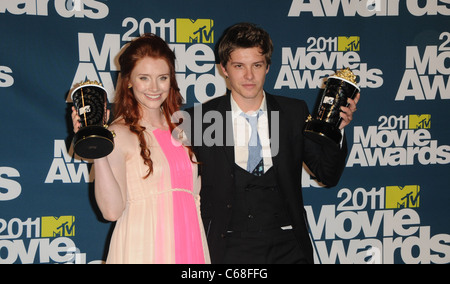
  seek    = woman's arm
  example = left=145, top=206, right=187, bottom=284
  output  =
left=71, top=107, right=127, bottom=221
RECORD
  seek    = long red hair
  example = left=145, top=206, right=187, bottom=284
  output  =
left=114, top=33, right=194, bottom=178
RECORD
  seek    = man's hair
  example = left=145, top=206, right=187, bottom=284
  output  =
left=217, top=23, right=274, bottom=67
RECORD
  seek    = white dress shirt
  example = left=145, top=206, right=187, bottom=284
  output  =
left=230, top=93, right=273, bottom=173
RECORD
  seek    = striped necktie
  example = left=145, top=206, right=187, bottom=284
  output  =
left=241, top=111, right=264, bottom=176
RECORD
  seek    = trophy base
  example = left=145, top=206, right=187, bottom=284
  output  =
left=73, top=126, right=114, bottom=159
left=304, top=120, right=342, bottom=145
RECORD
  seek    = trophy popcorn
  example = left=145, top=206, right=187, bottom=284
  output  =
left=71, top=80, right=115, bottom=159
left=304, top=68, right=359, bottom=145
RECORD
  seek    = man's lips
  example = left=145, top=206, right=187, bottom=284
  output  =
left=242, top=84, right=256, bottom=89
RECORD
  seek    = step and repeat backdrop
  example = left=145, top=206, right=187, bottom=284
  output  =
left=1, top=0, right=449, bottom=264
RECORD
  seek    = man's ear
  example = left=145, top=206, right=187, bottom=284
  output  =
left=220, top=63, right=229, bottom=78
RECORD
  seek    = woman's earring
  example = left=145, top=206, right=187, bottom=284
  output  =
left=128, top=84, right=132, bottom=89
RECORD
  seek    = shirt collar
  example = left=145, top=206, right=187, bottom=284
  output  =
left=230, top=91, right=267, bottom=117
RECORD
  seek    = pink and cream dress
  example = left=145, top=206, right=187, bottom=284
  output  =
left=106, top=126, right=210, bottom=264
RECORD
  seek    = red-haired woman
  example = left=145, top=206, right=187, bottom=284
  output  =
left=72, top=34, right=209, bottom=264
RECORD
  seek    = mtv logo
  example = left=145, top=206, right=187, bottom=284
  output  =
left=41, top=216, right=75, bottom=238
left=409, top=114, right=431, bottom=129
left=338, top=36, right=360, bottom=51
left=176, top=19, right=214, bottom=44
left=385, top=185, right=420, bottom=209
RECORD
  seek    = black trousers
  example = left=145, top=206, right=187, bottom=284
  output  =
left=223, top=228, right=308, bottom=264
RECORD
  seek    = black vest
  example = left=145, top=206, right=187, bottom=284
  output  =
left=228, top=165, right=291, bottom=232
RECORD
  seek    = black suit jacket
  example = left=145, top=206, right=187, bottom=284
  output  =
left=186, top=92, right=348, bottom=264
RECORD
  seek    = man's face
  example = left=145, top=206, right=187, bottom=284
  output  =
left=221, top=47, right=270, bottom=111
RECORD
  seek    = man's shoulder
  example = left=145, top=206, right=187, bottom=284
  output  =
left=266, top=92, right=308, bottom=112
left=202, top=95, right=228, bottom=110
left=268, top=92, right=305, bottom=103
left=185, top=94, right=229, bottom=114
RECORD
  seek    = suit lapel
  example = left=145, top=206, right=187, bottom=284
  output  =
left=215, top=93, right=235, bottom=168
left=266, top=93, right=283, bottom=170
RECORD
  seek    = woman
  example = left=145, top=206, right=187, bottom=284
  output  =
left=72, top=34, right=209, bottom=264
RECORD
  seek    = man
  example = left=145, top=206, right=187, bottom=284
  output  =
left=187, top=23, right=359, bottom=264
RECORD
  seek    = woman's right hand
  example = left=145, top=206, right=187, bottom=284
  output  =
left=71, top=106, right=81, bottom=134
left=71, top=106, right=111, bottom=134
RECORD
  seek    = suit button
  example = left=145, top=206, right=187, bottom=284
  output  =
left=221, top=233, right=226, bottom=238
left=227, top=204, right=232, bottom=209
left=248, top=214, right=254, bottom=219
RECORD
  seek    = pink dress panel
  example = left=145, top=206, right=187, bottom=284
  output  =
left=153, top=129, right=205, bottom=264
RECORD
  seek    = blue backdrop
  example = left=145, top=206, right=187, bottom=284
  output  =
left=1, top=0, right=449, bottom=264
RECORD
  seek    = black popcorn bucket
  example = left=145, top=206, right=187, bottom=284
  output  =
left=304, top=69, right=359, bottom=145
left=71, top=81, right=114, bottom=159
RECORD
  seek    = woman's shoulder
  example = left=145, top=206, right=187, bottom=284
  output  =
left=108, top=119, right=137, bottom=149
left=109, top=119, right=128, bottom=132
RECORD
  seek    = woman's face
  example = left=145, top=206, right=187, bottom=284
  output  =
left=129, top=56, right=171, bottom=112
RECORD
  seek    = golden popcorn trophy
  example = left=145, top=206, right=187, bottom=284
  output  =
left=71, top=81, right=114, bottom=159
left=304, top=68, right=359, bottom=145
